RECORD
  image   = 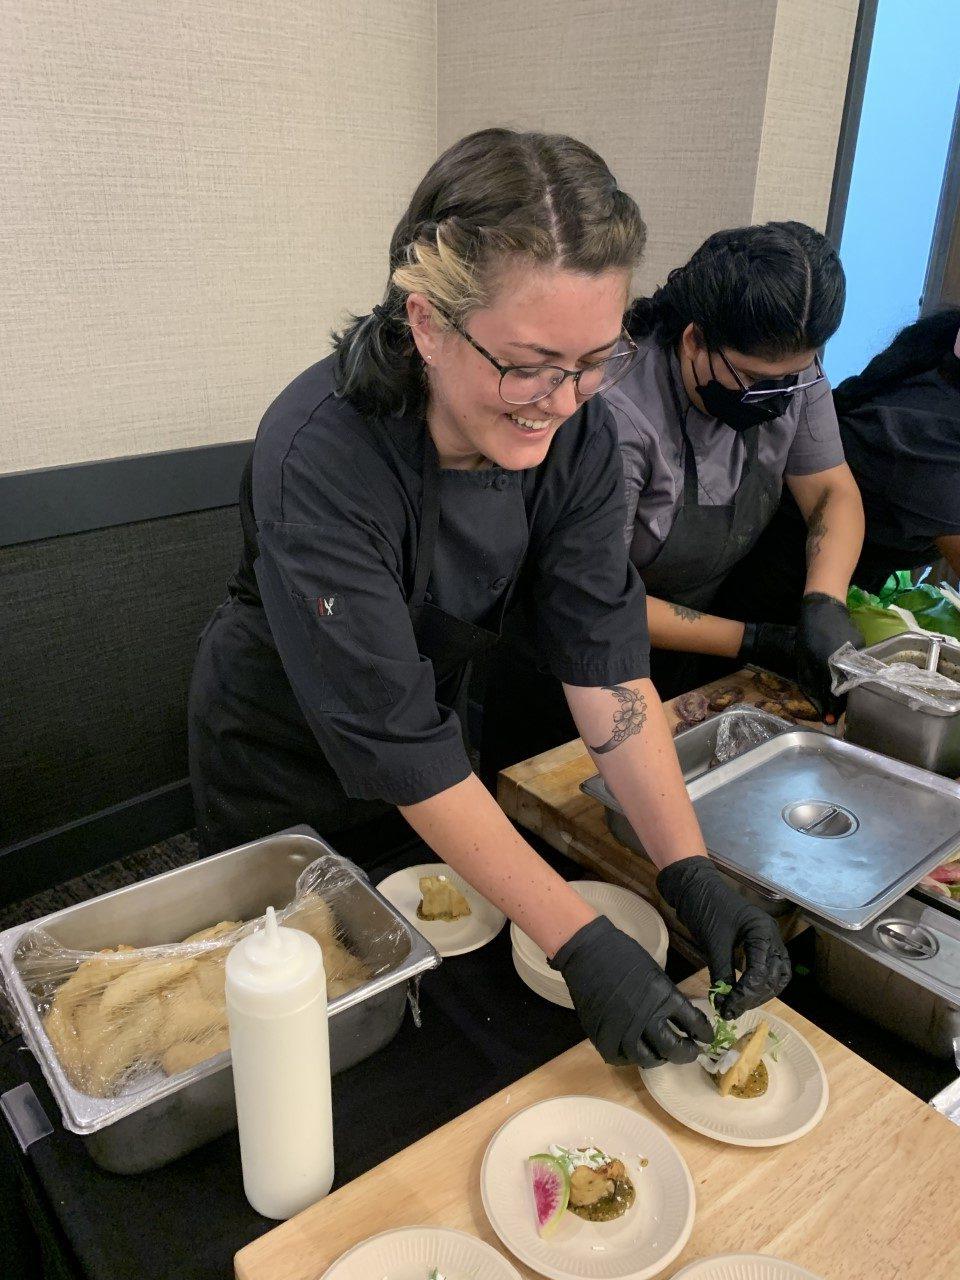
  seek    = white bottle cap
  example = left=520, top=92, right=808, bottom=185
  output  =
left=226, top=907, right=326, bottom=1017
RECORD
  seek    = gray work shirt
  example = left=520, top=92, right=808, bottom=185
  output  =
left=603, top=337, right=845, bottom=569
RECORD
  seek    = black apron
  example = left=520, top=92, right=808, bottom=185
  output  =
left=188, top=436, right=516, bottom=858
left=638, top=370, right=782, bottom=697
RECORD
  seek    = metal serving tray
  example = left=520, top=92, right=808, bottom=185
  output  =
left=687, top=732, right=960, bottom=930
left=0, top=827, right=439, bottom=1173
left=843, top=632, right=960, bottom=776
left=580, top=708, right=795, bottom=915
left=811, top=895, right=960, bottom=1060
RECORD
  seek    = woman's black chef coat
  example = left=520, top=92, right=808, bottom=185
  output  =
left=191, top=354, right=649, bottom=847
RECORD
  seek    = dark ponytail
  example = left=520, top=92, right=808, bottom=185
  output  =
left=332, top=127, right=647, bottom=418
left=833, top=307, right=960, bottom=415
left=627, top=220, right=845, bottom=359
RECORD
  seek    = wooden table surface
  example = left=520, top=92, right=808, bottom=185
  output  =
left=235, top=970, right=960, bottom=1280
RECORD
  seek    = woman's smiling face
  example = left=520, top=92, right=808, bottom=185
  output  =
left=407, top=262, right=631, bottom=470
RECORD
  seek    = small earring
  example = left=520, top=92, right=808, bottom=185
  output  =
left=425, top=355, right=432, bottom=363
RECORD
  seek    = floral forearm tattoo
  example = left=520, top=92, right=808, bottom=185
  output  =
left=669, top=602, right=702, bottom=622
left=805, top=492, right=829, bottom=564
left=589, top=684, right=648, bottom=755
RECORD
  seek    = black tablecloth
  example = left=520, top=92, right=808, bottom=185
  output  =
left=2, top=837, right=956, bottom=1280
left=0, top=837, right=619, bottom=1280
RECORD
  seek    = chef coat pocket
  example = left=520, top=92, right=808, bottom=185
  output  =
left=290, top=589, right=394, bottom=715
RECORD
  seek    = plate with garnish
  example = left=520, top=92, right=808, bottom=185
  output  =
left=319, top=1226, right=521, bottom=1278
left=377, top=863, right=506, bottom=957
left=481, top=1095, right=694, bottom=1280
left=638, top=983, right=828, bottom=1147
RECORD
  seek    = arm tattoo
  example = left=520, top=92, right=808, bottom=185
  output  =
left=589, top=684, right=648, bottom=755
left=669, top=602, right=702, bottom=622
left=805, top=492, right=829, bottom=564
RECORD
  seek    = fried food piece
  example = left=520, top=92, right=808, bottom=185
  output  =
left=717, top=1020, right=770, bottom=1098
left=568, top=1159, right=637, bottom=1222
left=781, top=693, right=820, bottom=721
left=98, top=957, right=197, bottom=1019
left=708, top=688, right=742, bottom=713
left=182, top=921, right=241, bottom=945
left=52, top=946, right=138, bottom=1015
left=417, top=875, right=471, bottom=922
left=756, top=671, right=791, bottom=694
left=43, top=1002, right=86, bottom=1087
left=195, top=956, right=227, bottom=1003
left=569, top=1165, right=614, bottom=1208
left=161, top=1032, right=230, bottom=1077
left=324, top=942, right=371, bottom=999
left=755, top=698, right=788, bottom=717
left=157, top=992, right=228, bottom=1051
left=87, top=995, right=164, bottom=1096
left=285, top=892, right=338, bottom=949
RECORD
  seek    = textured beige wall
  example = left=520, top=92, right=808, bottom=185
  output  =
left=1, top=0, right=437, bottom=474
left=3, top=0, right=855, bottom=476
left=438, top=0, right=855, bottom=292
left=752, top=0, right=859, bottom=226
left=438, top=0, right=780, bottom=296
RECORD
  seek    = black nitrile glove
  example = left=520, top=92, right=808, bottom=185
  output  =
left=550, top=916, right=712, bottom=1068
left=737, top=621, right=798, bottom=679
left=797, top=591, right=864, bottom=719
left=657, top=857, right=791, bottom=1019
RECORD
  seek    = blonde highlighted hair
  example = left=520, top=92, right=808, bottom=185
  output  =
left=333, top=128, right=647, bottom=417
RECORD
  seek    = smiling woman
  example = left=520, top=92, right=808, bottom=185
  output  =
left=188, top=127, right=790, bottom=1072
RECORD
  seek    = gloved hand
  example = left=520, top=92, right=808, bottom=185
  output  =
left=737, top=621, right=797, bottom=679
left=796, top=591, right=864, bottom=719
left=657, top=857, right=791, bottom=1019
left=550, top=916, right=712, bottom=1068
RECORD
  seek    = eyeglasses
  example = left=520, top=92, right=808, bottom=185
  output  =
left=436, top=308, right=639, bottom=406
left=715, top=350, right=826, bottom=404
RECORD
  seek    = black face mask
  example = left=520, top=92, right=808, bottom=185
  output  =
left=695, top=351, right=793, bottom=432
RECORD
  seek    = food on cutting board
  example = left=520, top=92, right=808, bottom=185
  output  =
left=780, top=693, right=820, bottom=720
left=40, top=894, right=371, bottom=1097
left=528, top=1144, right=637, bottom=1236
left=698, top=981, right=783, bottom=1099
left=756, top=670, right=791, bottom=694
left=755, top=698, right=789, bottom=718
left=417, top=874, right=472, bottom=922
left=708, top=688, right=743, bottom=714
left=672, top=689, right=710, bottom=733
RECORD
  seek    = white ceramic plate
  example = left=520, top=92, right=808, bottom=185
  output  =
left=512, top=945, right=575, bottom=1009
left=671, top=1254, right=825, bottom=1279
left=377, top=864, right=506, bottom=957
left=639, top=1002, right=828, bottom=1147
left=481, top=1095, right=694, bottom=1280
left=511, top=882, right=669, bottom=978
left=319, top=1225, right=521, bottom=1279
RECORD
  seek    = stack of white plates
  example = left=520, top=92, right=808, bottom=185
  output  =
left=511, top=880, right=670, bottom=1008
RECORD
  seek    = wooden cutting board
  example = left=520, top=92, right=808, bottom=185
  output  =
left=234, top=970, right=960, bottom=1280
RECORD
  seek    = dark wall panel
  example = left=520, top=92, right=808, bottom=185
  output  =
left=1, top=507, right=240, bottom=846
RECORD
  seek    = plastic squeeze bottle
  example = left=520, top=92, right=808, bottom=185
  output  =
left=225, top=906, right=334, bottom=1219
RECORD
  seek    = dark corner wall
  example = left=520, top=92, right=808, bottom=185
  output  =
left=0, top=443, right=250, bottom=906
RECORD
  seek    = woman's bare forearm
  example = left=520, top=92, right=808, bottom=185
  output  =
left=562, top=677, right=707, bottom=869
left=646, top=595, right=745, bottom=657
left=788, top=466, right=864, bottom=601
left=400, top=775, right=596, bottom=958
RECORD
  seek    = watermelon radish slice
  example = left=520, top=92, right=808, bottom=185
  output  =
left=527, top=1153, right=570, bottom=1237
